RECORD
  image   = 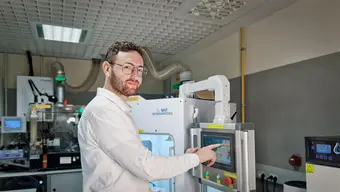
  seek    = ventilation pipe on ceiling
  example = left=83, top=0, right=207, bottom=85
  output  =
left=51, top=58, right=101, bottom=99
left=140, top=47, right=191, bottom=80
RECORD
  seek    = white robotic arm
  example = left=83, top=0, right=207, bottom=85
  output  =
left=179, top=75, right=234, bottom=124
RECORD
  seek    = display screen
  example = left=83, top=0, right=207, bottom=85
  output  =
left=305, top=137, right=340, bottom=168
left=202, top=137, right=232, bottom=165
left=4, top=119, right=21, bottom=129
left=0, top=149, right=24, bottom=160
left=316, top=144, right=332, bottom=154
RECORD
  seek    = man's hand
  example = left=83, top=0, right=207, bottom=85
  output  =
left=185, top=147, right=198, bottom=154
left=195, top=144, right=220, bottom=167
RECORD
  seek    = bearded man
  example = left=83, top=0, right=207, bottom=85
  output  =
left=77, top=41, right=219, bottom=192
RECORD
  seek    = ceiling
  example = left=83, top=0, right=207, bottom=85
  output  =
left=0, top=0, right=297, bottom=63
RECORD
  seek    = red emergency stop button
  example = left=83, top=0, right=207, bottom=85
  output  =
left=225, top=177, right=233, bottom=185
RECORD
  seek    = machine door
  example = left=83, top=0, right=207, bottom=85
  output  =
left=140, top=133, right=175, bottom=192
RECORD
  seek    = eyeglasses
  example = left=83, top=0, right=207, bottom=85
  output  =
left=110, top=62, right=148, bottom=77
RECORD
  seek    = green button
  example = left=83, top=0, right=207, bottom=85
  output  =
left=55, top=76, right=66, bottom=82
left=217, top=175, right=220, bottom=179
left=205, top=171, right=209, bottom=176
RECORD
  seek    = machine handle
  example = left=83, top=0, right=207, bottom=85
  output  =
left=241, top=130, right=256, bottom=192
left=246, top=130, right=256, bottom=190
left=190, top=130, right=197, bottom=149
left=189, top=128, right=201, bottom=177
left=242, top=131, right=249, bottom=192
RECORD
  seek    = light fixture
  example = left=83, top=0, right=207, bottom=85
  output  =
left=36, top=24, right=88, bottom=43
left=188, top=0, right=247, bottom=20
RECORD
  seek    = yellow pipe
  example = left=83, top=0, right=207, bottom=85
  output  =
left=241, top=27, right=246, bottom=123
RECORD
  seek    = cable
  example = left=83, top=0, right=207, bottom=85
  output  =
left=28, top=79, right=38, bottom=103
left=28, top=79, right=57, bottom=103
left=260, top=173, right=266, bottom=192
left=272, top=176, right=278, bottom=192
left=266, top=175, right=273, bottom=192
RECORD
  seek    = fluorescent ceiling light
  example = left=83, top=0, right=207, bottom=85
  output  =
left=36, top=24, right=88, bottom=43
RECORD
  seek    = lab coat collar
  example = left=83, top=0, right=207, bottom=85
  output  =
left=96, top=88, right=131, bottom=113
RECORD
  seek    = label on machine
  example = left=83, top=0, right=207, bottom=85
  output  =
left=60, top=157, right=72, bottom=164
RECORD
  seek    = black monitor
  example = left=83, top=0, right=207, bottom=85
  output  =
left=201, top=131, right=236, bottom=173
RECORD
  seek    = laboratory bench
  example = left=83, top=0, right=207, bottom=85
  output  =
left=0, top=168, right=82, bottom=192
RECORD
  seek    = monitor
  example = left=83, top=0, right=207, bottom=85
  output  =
left=1, top=116, right=27, bottom=133
left=201, top=132, right=235, bottom=173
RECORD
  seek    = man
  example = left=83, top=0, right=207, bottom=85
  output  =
left=78, top=41, right=220, bottom=192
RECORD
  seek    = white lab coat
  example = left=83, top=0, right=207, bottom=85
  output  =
left=78, top=88, right=199, bottom=192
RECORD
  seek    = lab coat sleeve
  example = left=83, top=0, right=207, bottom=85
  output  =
left=88, top=109, right=200, bottom=181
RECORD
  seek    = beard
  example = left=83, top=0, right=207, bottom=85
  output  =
left=109, top=70, right=140, bottom=97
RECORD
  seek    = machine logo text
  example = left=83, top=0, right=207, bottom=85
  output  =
left=152, top=108, right=173, bottom=116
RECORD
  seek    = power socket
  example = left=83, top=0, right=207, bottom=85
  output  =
left=256, top=170, right=266, bottom=178
left=270, top=174, right=279, bottom=182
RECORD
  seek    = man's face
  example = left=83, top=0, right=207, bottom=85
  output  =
left=106, top=50, right=144, bottom=97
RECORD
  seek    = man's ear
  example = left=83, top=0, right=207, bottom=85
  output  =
left=102, top=61, right=110, bottom=77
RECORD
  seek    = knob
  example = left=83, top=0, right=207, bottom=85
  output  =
left=288, top=154, right=302, bottom=170
left=216, top=174, right=221, bottom=184
left=205, top=171, right=209, bottom=179
left=333, top=142, right=340, bottom=154
left=225, top=177, right=232, bottom=185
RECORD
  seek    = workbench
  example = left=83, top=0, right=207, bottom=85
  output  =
left=0, top=169, right=82, bottom=192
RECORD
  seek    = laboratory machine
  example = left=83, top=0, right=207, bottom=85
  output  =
left=25, top=103, right=82, bottom=170
left=0, top=76, right=83, bottom=171
left=305, top=136, right=340, bottom=192
left=128, top=75, right=256, bottom=192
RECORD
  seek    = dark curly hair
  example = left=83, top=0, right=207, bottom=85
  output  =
left=105, top=41, right=143, bottom=63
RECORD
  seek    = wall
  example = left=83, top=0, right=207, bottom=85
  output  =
left=180, top=0, right=340, bottom=79
left=0, top=53, right=163, bottom=115
left=173, top=0, right=340, bottom=173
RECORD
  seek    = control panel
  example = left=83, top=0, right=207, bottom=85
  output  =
left=1, top=116, right=27, bottom=133
left=305, top=136, right=340, bottom=167
left=202, top=165, right=238, bottom=189
left=0, top=149, right=25, bottom=160
left=190, top=123, right=256, bottom=192
left=200, top=131, right=237, bottom=189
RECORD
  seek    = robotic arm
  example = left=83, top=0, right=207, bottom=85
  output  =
left=28, top=79, right=57, bottom=104
left=178, top=75, right=234, bottom=124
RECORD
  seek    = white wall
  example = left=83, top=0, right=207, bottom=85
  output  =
left=0, top=53, right=163, bottom=94
left=169, top=0, right=340, bottom=173
left=177, top=0, right=340, bottom=80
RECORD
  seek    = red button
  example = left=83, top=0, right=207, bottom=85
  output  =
left=225, top=177, right=233, bottom=185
